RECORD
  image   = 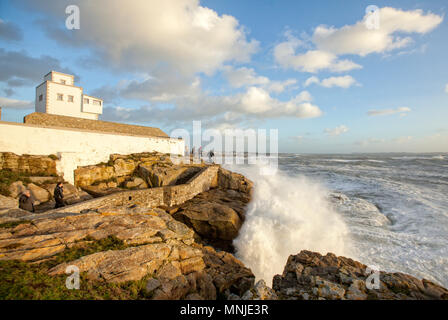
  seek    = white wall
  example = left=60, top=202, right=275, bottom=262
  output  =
left=35, top=83, right=46, bottom=113
left=0, top=122, right=185, bottom=184
left=82, top=94, right=102, bottom=116
left=46, top=82, right=89, bottom=119
left=52, top=73, right=74, bottom=85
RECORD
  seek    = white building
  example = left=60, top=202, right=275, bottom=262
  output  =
left=35, top=71, right=103, bottom=120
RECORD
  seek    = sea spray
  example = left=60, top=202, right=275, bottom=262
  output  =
left=228, top=165, right=353, bottom=285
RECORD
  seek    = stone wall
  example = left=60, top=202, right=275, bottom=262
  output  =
left=24, top=112, right=168, bottom=137
left=49, top=165, right=220, bottom=214
left=0, top=152, right=57, bottom=175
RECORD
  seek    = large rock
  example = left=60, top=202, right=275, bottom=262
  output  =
left=8, top=181, right=27, bottom=199
left=113, top=158, right=136, bottom=177
left=240, top=280, right=279, bottom=300
left=173, top=188, right=250, bottom=249
left=218, top=168, right=253, bottom=195
left=138, top=164, right=191, bottom=187
left=0, top=207, right=195, bottom=261
left=0, top=195, right=18, bottom=213
left=73, top=152, right=177, bottom=188
left=272, top=250, right=448, bottom=300
left=123, top=177, right=148, bottom=189
left=201, top=245, right=255, bottom=297
left=0, top=205, right=255, bottom=300
left=27, top=183, right=51, bottom=203
left=74, top=165, right=115, bottom=187
left=49, top=241, right=205, bottom=283
left=43, top=183, right=92, bottom=203
left=0, top=152, right=57, bottom=175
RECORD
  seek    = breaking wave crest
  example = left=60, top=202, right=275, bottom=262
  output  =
left=229, top=165, right=353, bottom=284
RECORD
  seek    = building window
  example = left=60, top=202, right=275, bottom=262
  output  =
left=83, top=98, right=89, bottom=104
left=68, top=95, right=74, bottom=102
left=61, top=80, right=66, bottom=85
left=93, top=100, right=101, bottom=106
left=39, top=94, right=43, bottom=101
left=57, top=93, right=63, bottom=101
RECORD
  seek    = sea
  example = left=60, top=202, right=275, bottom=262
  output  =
left=223, top=153, right=448, bottom=288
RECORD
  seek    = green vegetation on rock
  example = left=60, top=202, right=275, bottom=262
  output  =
left=0, top=220, right=32, bottom=229
left=0, top=169, right=32, bottom=196
left=0, top=236, right=152, bottom=300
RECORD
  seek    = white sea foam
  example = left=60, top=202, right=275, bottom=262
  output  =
left=228, top=165, right=353, bottom=285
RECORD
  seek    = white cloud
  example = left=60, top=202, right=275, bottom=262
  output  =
left=304, top=76, right=320, bottom=87
left=267, top=78, right=298, bottom=93
left=313, top=7, right=443, bottom=56
left=274, top=7, right=442, bottom=74
left=445, top=83, right=448, bottom=93
left=102, top=87, right=322, bottom=127
left=29, top=0, right=259, bottom=76
left=325, top=125, right=349, bottom=136
left=274, top=39, right=362, bottom=73
left=0, top=97, right=33, bottom=109
left=304, top=75, right=358, bottom=88
left=224, top=67, right=269, bottom=88
left=367, top=107, right=411, bottom=116
left=224, top=66, right=297, bottom=93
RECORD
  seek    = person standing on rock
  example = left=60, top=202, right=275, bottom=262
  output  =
left=18, top=190, right=35, bottom=212
left=54, top=182, right=66, bottom=208
left=208, top=149, right=215, bottom=163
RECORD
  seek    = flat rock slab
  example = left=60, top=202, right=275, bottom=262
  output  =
left=0, top=208, right=194, bottom=261
left=49, top=241, right=205, bottom=283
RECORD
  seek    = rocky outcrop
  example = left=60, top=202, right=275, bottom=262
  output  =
left=201, top=245, right=254, bottom=298
left=8, top=181, right=27, bottom=199
left=218, top=168, right=253, bottom=195
left=0, top=205, right=255, bottom=300
left=0, top=194, right=17, bottom=213
left=272, top=250, right=448, bottom=300
left=0, top=152, right=57, bottom=176
left=73, top=153, right=205, bottom=199
left=123, top=177, right=148, bottom=189
left=139, top=164, right=201, bottom=187
left=42, top=183, right=92, bottom=205
left=234, top=280, right=278, bottom=300
left=173, top=188, right=251, bottom=251
left=27, top=183, right=51, bottom=204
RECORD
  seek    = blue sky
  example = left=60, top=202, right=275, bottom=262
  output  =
left=0, top=0, right=447, bottom=153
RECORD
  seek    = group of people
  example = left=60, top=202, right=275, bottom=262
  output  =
left=185, top=146, right=215, bottom=163
left=18, top=182, right=66, bottom=212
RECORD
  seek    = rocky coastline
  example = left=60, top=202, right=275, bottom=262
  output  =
left=0, top=152, right=447, bottom=300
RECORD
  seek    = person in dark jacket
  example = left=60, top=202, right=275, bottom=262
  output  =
left=18, top=190, right=35, bottom=212
left=54, top=182, right=66, bottom=208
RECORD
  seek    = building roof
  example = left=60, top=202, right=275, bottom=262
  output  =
left=24, top=112, right=169, bottom=138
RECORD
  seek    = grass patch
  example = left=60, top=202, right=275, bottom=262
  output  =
left=0, top=220, right=32, bottom=229
left=0, top=235, right=152, bottom=300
